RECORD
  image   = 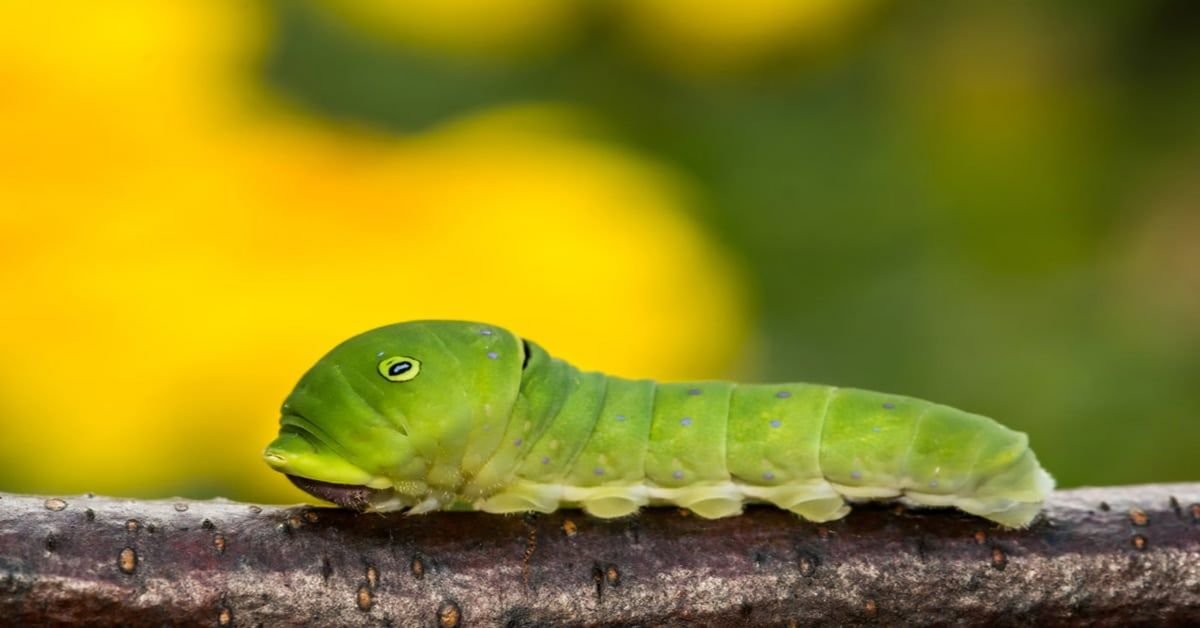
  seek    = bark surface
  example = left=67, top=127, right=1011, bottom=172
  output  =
left=1, top=484, right=1198, bottom=626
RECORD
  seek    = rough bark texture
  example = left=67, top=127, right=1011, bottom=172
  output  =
left=1, top=484, right=1198, bottom=626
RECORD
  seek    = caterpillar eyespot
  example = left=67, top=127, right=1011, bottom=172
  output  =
left=265, top=320, right=1054, bottom=528
left=378, top=356, right=420, bottom=382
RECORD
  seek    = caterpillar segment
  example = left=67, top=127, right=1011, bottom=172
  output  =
left=265, top=321, right=1054, bottom=527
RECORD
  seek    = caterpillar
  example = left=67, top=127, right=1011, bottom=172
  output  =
left=264, top=321, right=1054, bottom=527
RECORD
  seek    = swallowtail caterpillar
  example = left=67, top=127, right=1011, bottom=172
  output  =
left=264, top=321, right=1054, bottom=527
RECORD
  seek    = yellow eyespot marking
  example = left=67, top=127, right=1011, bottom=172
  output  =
left=378, top=356, right=421, bottom=382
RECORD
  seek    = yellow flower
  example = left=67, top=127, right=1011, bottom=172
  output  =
left=0, top=3, right=748, bottom=503
left=313, top=0, right=885, bottom=76
left=615, top=0, right=886, bottom=76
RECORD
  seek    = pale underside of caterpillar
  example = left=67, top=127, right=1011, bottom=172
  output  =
left=264, top=321, right=1055, bottom=527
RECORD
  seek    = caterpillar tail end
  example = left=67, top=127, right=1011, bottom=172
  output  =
left=966, top=465, right=1056, bottom=528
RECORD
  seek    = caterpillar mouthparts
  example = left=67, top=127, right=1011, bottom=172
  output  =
left=286, top=475, right=389, bottom=512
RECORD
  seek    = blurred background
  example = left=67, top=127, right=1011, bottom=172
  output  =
left=1, top=0, right=1197, bottom=505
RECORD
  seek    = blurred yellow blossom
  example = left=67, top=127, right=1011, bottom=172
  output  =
left=311, top=0, right=883, bottom=76
left=614, top=0, right=885, bottom=76
left=0, top=2, right=749, bottom=502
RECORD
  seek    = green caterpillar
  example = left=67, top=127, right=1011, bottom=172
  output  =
left=264, top=321, right=1054, bottom=527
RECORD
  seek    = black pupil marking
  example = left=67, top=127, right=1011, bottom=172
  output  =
left=388, top=361, right=412, bottom=376
left=521, top=340, right=532, bottom=370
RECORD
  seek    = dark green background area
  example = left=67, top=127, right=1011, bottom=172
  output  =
left=261, top=0, right=1200, bottom=488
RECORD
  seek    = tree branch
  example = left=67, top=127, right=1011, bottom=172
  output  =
left=2, top=484, right=1198, bottom=626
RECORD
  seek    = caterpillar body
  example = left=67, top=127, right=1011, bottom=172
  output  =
left=264, top=321, right=1054, bottom=527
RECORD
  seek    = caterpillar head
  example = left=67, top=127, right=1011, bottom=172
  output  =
left=263, top=321, right=524, bottom=511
